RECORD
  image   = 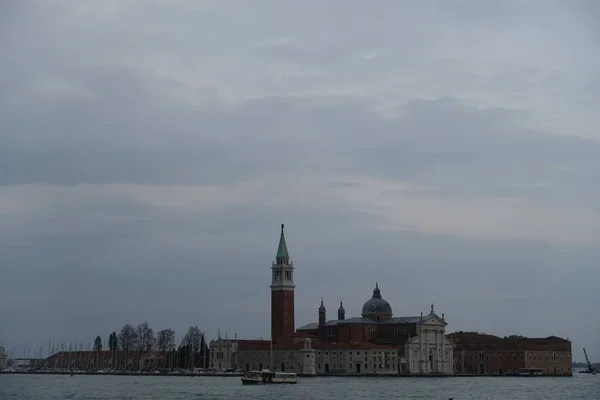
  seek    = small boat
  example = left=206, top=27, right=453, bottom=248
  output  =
left=578, top=369, right=596, bottom=374
left=241, top=369, right=297, bottom=384
left=518, top=367, right=544, bottom=376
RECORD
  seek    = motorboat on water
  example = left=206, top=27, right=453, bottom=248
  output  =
left=241, top=369, right=297, bottom=384
left=518, top=367, right=544, bottom=376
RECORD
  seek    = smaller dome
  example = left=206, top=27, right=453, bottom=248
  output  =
left=318, top=298, right=326, bottom=312
left=338, top=300, right=345, bottom=312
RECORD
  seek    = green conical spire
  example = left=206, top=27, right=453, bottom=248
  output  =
left=276, top=223, right=289, bottom=260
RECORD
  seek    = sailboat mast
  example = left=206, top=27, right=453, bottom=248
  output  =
left=270, top=339, right=273, bottom=371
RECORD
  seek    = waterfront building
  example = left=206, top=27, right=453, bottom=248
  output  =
left=46, top=350, right=169, bottom=370
left=208, top=337, right=238, bottom=370
left=0, top=345, right=7, bottom=370
left=450, top=332, right=572, bottom=376
left=229, top=224, right=454, bottom=375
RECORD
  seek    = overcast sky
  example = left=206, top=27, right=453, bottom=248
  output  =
left=1, top=0, right=599, bottom=362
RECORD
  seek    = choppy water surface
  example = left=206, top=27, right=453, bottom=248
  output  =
left=1, top=374, right=599, bottom=400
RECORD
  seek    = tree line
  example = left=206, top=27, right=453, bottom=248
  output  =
left=90, top=322, right=209, bottom=369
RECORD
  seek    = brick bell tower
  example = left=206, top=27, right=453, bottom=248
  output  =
left=270, top=224, right=295, bottom=344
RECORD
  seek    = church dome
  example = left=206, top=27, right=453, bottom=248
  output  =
left=361, top=283, right=392, bottom=318
left=318, top=298, right=326, bottom=312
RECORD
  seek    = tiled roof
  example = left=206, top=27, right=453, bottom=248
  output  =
left=312, top=341, right=398, bottom=350
left=448, top=332, right=571, bottom=351
left=236, top=340, right=271, bottom=351
left=209, top=338, right=234, bottom=346
left=382, top=316, right=423, bottom=324
left=297, top=321, right=327, bottom=330
left=339, top=317, right=372, bottom=324
left=297, top=315, right=423, bottom=330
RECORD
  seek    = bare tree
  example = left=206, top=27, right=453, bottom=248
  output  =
left=156, top=329, right=176, bottom=352
left=136, top=322, right=155, bottom=352
left=181, top=326, right=202, bottom=369
left=183, top=326, right=202, bottom=352
left=118, top=324, right=138, bottom=351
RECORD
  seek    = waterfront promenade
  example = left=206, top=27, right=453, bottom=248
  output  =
left=0, top=369, right=578, bottom=378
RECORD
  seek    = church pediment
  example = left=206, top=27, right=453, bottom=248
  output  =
left=422, top=313, right=447, bottom=326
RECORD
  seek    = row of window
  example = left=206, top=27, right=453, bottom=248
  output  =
left=463, top=353, right=568, bottom=362
left=324, top=329, right=409, bottom=337
left=318, top=354, right=396, bottom=362
left=318, top=350, right=396, bottom=357
left=528, top=353, right=565, bottom=362
left=457, top=365, right=568, bottom=374
left=210, top=351, right=227, bottom=360
left=317, top=363, right=397, bottom=370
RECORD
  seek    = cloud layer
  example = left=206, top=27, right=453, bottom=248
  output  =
left=1, top=0, right=599, bottom=361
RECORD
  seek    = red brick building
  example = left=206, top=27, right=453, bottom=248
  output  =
left=46, top=350, right=168, bottom=370
left=450, top=332, right=572, bottom=376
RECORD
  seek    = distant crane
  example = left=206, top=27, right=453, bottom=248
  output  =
left=582, top=348, right=596, bottom=375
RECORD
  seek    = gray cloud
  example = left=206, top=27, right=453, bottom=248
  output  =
left=0, top=0, right=599, bottom=362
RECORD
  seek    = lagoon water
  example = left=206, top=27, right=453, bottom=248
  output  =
left=1, top=374, right=598, bottom=400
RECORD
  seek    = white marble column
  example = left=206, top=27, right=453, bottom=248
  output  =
left=424, top=328, right=429, bottom=373
left=440, top=330, right=444, bottom=372
left=420, top=328, right=424, bottom=374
